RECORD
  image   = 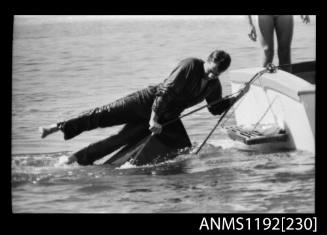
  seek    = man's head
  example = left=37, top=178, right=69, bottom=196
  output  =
left=205, top=50, right=231, bottom=79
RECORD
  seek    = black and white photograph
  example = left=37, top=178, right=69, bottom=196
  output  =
left=11, top=15, right=315, bottom=215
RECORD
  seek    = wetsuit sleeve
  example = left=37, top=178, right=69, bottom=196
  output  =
left=152, top=62, right=192, bottom=118
left=205, top=80, right=236, bottom=115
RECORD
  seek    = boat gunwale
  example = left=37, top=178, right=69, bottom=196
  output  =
left=230, top=61, right=315, bottom=102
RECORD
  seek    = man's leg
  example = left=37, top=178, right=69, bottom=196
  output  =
left=40, top=92, right=149, bottom=140
left=67, top=122, right=149, bottom=165
left=39, top=104, right=126, bottom=140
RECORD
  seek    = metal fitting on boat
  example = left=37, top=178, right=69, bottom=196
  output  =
left=266, top=63, right=277, bottom=73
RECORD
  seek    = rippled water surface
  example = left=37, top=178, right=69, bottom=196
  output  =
left=12, top=15, right=316, bottom=213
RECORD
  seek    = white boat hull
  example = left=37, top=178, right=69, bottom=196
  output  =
left=229, top=65, right=315, bottom=154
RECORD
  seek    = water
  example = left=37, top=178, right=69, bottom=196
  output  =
left=12, top=15, right=316, bottom=213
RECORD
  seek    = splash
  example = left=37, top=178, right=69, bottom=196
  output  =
left=54, top=155, right=71, bottom=167
left=12, top=151, right=81, bottom=186
left=119, top=161, right=135, bottom=169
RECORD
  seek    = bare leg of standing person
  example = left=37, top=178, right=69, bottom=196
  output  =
left=258, top=15, right=275, bottom=67
left=275, top=15, right=294, bottom=72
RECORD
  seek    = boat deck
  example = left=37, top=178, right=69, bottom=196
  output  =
left=225, top=126, right=288, bottom=145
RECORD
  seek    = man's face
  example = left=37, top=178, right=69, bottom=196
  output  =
left=207, top=61, right=221, bottom=79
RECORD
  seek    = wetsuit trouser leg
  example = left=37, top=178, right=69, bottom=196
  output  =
left=57, top=92, right=151, bottom=140
left=73, top=123, right=150, bottom=165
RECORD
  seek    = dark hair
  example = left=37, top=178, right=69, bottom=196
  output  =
left=207, top=50, right=231, bottom=72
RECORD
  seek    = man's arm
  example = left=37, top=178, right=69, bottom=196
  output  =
left=207, top=96, right=236, bottom=116
left=149, top=61, right=192, bottom=134
left=205, top=80, right=233, bottom=115
left=151, top=61, right=191, bottom=117
left=149, top=110, right=162, bottom=135
left=206, top=81, right=250, bottom=116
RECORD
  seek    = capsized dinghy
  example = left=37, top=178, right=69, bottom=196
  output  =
left=227, top=61, right=315, bottom=154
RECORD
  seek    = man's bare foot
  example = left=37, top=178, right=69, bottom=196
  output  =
left=39, top=127, right=49, bottom=138
left=39, top=124, right=59, bottom=139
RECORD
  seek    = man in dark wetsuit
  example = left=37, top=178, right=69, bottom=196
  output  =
left=39, top=50, right=246, bottom=165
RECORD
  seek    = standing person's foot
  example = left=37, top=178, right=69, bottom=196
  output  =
left=39, top=124, right=59, bottom=138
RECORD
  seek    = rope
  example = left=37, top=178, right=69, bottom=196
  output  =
left=195, top=64, right=276, bottom=154
left=222, top=63, right=287, bottom=138
left=221, top=64, right=278, bottom=127
left=163, top=63, right=280, bottom=128
left=194, top=102, right=232, bottom=154
left=221, top=89, right=247, bottom=128
left=222, top=62, right=287, bottom=129
left=161, top=92, right=239, bottom=127
left=249, top=96, right=278, bottom=133
left=256, top=77, right=280, bottom=129
left=162, top=63, right=285, bottom=154
left=246, top=64, right=284, bottom=135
